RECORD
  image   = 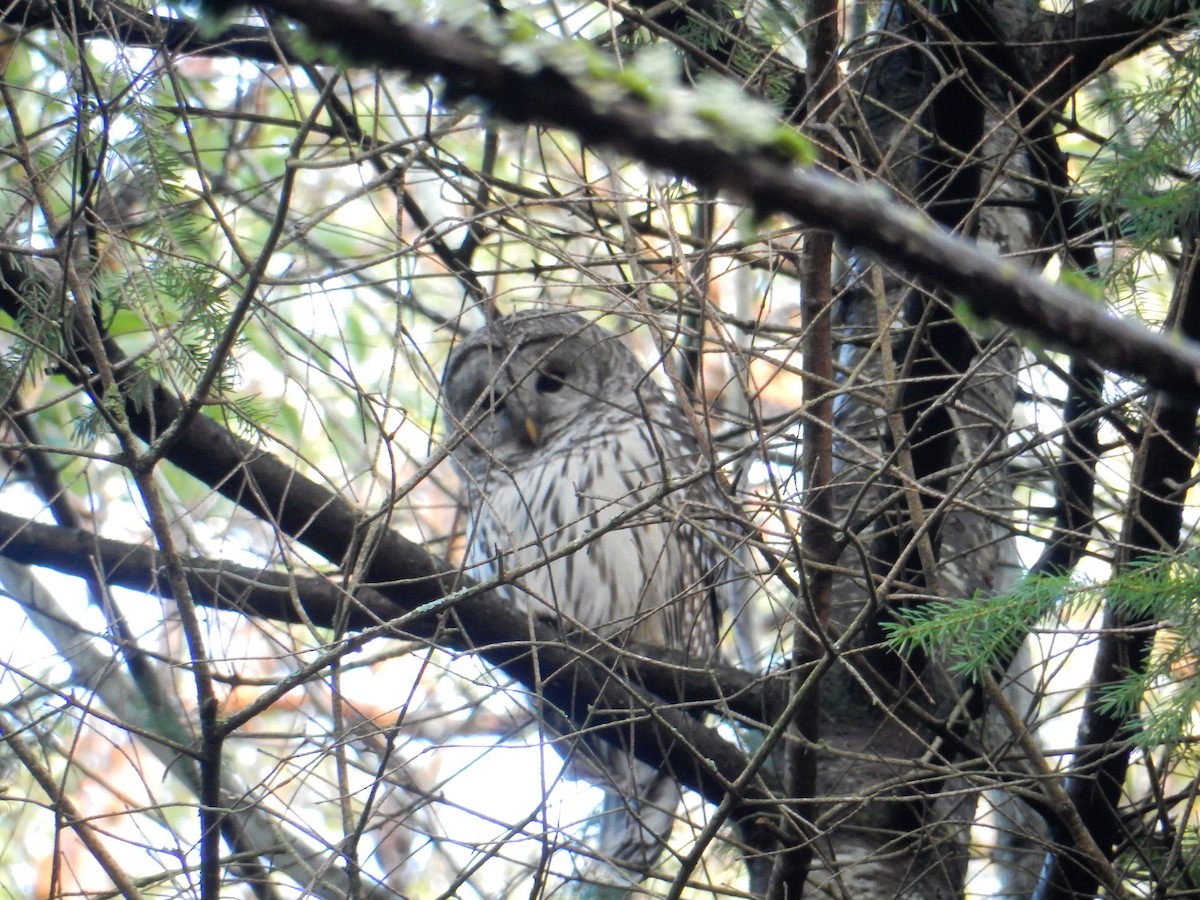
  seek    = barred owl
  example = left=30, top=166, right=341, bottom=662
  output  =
left=442, top=308, right=749, bottom=874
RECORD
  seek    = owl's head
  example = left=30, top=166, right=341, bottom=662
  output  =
left=442, top=309, right=648, bottom=468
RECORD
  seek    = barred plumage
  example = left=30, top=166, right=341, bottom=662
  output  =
left=442, top=308, right=746, bottom=874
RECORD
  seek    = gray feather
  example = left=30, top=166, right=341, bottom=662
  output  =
left=443, top=309, right=751, bottom=875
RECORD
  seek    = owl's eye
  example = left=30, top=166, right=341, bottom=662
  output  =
left=535, top=367, right=568, bottom=394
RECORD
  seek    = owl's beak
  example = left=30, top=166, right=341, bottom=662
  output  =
left=523, top=417, right=540, bottom=445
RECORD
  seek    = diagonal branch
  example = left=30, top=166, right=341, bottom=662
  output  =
left=14, top=0, right=1200, bottom=392
left=1035, top=239, right=1200, bottom=900
left=16, top=0, right=306, bottom=64
left=0, top=557, right=377, bottom=900
left=183, top=0, right=1200, bottom=400
left=0, top=255, right=784, bottom=857
left=0, top=508, right=783, bottom=722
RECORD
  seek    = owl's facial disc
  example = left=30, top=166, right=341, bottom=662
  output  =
left=506, top=340, right=600, bottom=448
left=443, top=311, right=639, bottom=467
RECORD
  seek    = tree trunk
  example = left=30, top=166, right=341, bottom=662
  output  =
left=802, top=2, right=1053, bottom=894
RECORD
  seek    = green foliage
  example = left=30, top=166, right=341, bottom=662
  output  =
left=1057, top=268, right=1106, bottom=303
left=887, top=553, right=1200, bottom=756
left=71, top=393, right=113, bottom=446
left=1129, top=1, right=1200, bottom=17
left=1092, top=555, right=1200, bottom=753
left=1117, top=824, right=1200, bottom=890
left=1078, top=21, right=1200, bottom=302
left=883, top=574, right=1072, bottom=680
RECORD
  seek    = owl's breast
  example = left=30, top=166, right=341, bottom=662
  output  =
left=463, top=420, right=704, bottom=644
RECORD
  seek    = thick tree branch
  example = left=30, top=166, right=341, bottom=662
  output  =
left=1046, top=0, right=1196, bottom=89
left=0, top=256, right=787, bottom=867
left=0, top=508, right=784, bottom=722
left=1035, top=241, right=1200, bottom=900
left=171, top=0, right=1200, bottom=401
left=11, top=0, right=1200, bottom=394
left=13, top=0, right=304, bottom=65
